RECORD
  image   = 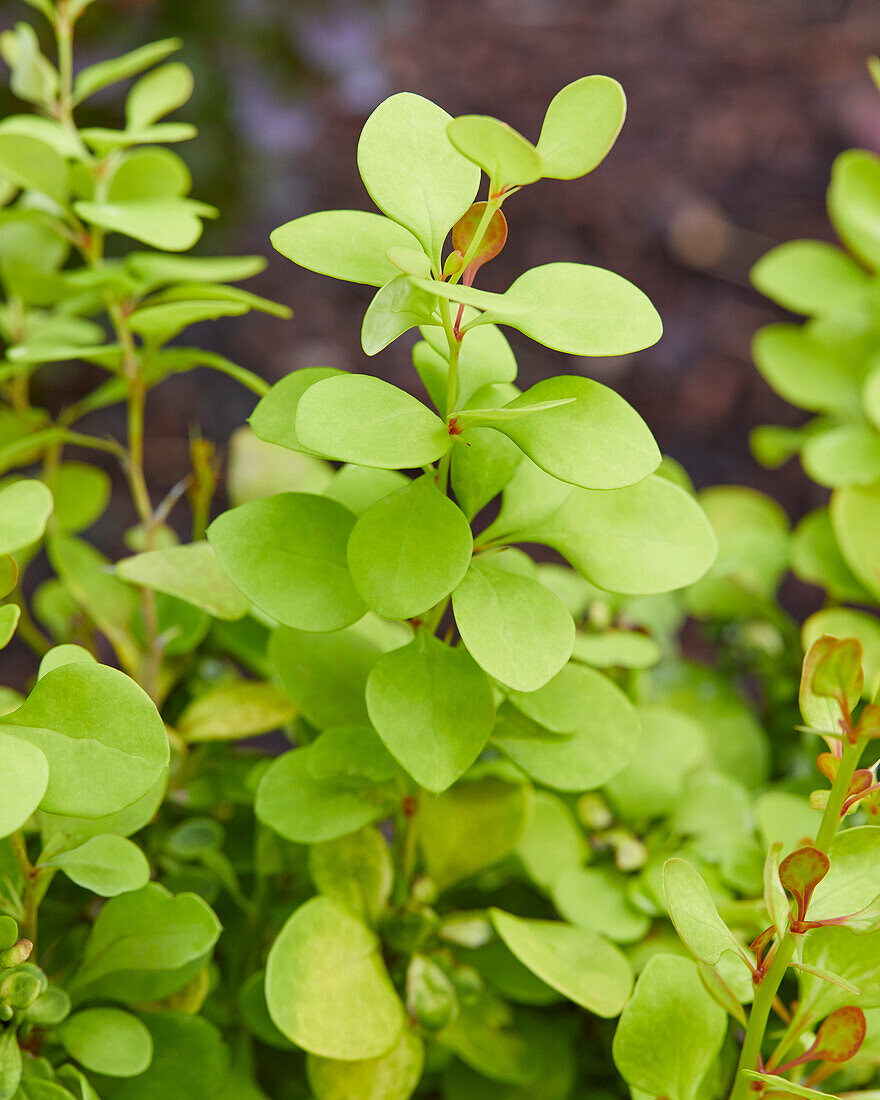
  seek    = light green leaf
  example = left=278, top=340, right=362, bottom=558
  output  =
left=755, top=791, right=822, bottom=856
left=612, top=954, right=726, bottom=1100
left=296, top=375, right=450, bottom=469
left=516, top=790, right=586, bottom=892
left=177, top=680, right=294, bottom=742
left=0, top=132, right=65, bottom=204
left=128, top=299, right=248, bottom=344
left=831, top=483, right=880, bottom=601
left=324, top=465, right=409, bottom=515
left=255, top=725, right=399, bottom=843
left=71, top=883, right=220, bottom=1002
left=308, top=826, right=393, bottom=925
left=126, top=61, right=193, bottom=129
left=419, top=318, right=517, bottom=414
left=0, top=1027, right=21, bottom=1100
left=271, top=210, right=422, bottom=287
left=451, top=427, right=523, bottom=520
left=208, top=493, right=366, bottom=631
left=662, top=858, right=749, bottom=965
left=452, top=561, right=574, bottom=691
left=0, top=479, right=52, bottom=554
left=366, top=632, right=495, bottom=791
left=228, top=426, right=333, bottom=504
left=73, top=38, right=182, bottom=103
left=488, top=375, right=659, bottom=489
left=249, top=367, right=343, bottom=456
left=552, top=865, right=650, bottom=944
left=38, top=771, right=166, bottom=849
left=490, top=909, right=632, bottom=1017
left=802, top=608, right=880, bottom=700
left=126, top=251, right=265, bottom=286
left=0, top=663, right=169, bottom=818
left=80, top=122, right=197, bottom=153
left=0, top=22, right=58, bottom=106
left=74, top=197, right=216, bottom=252
left=573, top=629, right=661, bottom=669
left=808, top=827, right=880, bottom=922
left=50, top=462, right=110, bottom=533
left=107, top=146, right=191, bottom=201
left=536, top=76, right=626, bottom=180
left=828, top=148, right=880, bottom=270
left=47, top=835, right=150, bottom=896
left=799, top=925, right=880, bottom=1024
left=791, top=507, right=872, bottom=603
left=494, top=663, right=640, bottom=791
left=356, top=92, right=480, bottom=263
left=116, top=541, right=249, bottom=620
left=0, top=730, right=48, bottom=839
left=307, top=1031, right=423, bottom=1100
left=266, top=895, right=404, bottom=1059
left=418, top=773, right=531, bottom=891
left=753, top=323, right=867, bottom=416
left=741, top=1073, right=828, bottom=1099
left=0, top=605, right=19, bottom=649
left=751, top=239, right=871, bottom=315
left=802, top=424, right=880, bottom=488
left=486, top=464, right=716, bottom=595
left=59, top=1008, right=153, bottom=1077
left=413, top=262, right=661, bottom=356
left=361, top=273, right=438, bottom=356
left=348, top=476, right=472, bottom=619
left=447, top=115, right=542, bottom=188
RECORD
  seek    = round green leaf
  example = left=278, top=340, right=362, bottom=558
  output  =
left=366, top=632, right=495, bottom=791
left=50, top=462, right=111, bottom=533
left=116, top=541, right=249, bottom=620
left=47, top=835, right=150, bottom=897
left=612, top=954, right=726, bottom=1100
left=516, top=790, right=586, bottom=892
left=492, top=375, right=660, bottom=489
left=752, top=323, right=865, bottom=417
left=307, top=1030, right=424, bottom=1100
left=0, top=479, right=53, bottom=554
left=808, top=827, right=880, bottom=922
left=801, top=424, right=880, bottom=488
left=662, top=858, right=748, bottom=965
left=552, top=865, right=650, bottom=944
left=266, top=895, right=404, bottom=1060
left=361, top=273, right=438, bottom=356
left=828, top=149, right=880, bottom=270
left=452, top=562, right=574, bottom=691
left=256, top=726, right=399, bottom=844
left=308, top=826, right=393, bottom=925
left=495, top=663, right=639, bottom=791
left=125, top=61, right=193, bottom=129
left=356, top=92, right=480, bottom=262
left=414, top=262, right=662, bottom=356
left=60, top=1008, right=153, bottom=1077
left=791, top=507, right=872, bottom=603
left=108, top=146, right=192, bottom=201
left=271, top=210, right=422, bottom=287
left=208, top=493, right=366, bottom=631
left=831, top=483, right=880, bottom=600
left=0, top=730, right=48, bottom=839
left=74, top=197, right=214, bottom=252
left=447, top=115, right=542, bottom=187
left=490, top=909, right=632, bottom=1017
left=0, top=663, right=169, bottom=818
left=0, top=132, right=66, bottom=203
left=348, top=476, right=473, bottom=620
left=536, top=76, right=625, bottom=180
left=249, top=367, right=343, bottom=456
left=296, top=375, right=450, bottom=469
left=751, top=240, right=871, bottom=316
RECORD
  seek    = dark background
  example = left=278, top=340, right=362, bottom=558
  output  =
left=2, top=0, right=879, bottom=547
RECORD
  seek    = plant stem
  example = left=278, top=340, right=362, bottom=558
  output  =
left=728, top=738, right=863, bottom=1099
left=8, top=832, right=53, bottom=947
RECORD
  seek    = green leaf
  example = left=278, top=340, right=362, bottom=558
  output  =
left=324, top=465, right=409, bottom=515
left=271, top=210, right=422, bottom=287
left=361, top=273, right=438, bottom=356
left=250, top=367, right=344, bottom=456
left=50, top=462, right=110, bottom=533
left=451, top=428, right=523, bottom=520
left=0, top=1027, right=21, bottom=1100
left=494, top=663, right=640, bottom=791
left=255, top=725, right=399, bottom=843
left=38, top=771, right=166, bottom=849
left=366, top=632, right=495, bottom=791
left=612, top=954, right=726, bottom=1100
left=116, top=542, right=249, bottom=620
left=308, top=826, right=393, bottom=925
left=452, top=561, right=574, bottom=691
left=753, top=323, right=867, bottom=416
left=71, top=883, right=220, bottom=1002
left=490, top=909, right=632, bottom=1017
left=831, top=483, right=880, bottom=601
left=296, top=375, right=450, bottom=469
left=516, top=789, right=586, bottom=892
left=306, top=1031, right=423, bottom=1100
left=177, top=680, right=294, bottom=742
left=266, top=894, right=404, bottom=1059
left=0, top=605, right=19, bottom=649
left=439, top=993, right=539, bottom=1086
left=413, top=262, right=661, bottom=356
left=792, top=507, right=872, bottom=603
left=419, top=318, right=517, bottom=414
left=0, top=23, right=58, bottom=107
left=0, top=663, right=169, bottom=818
left=0, top=133, right=65, bottom=204
left=59, top=1008, right=153, bottom=1077
left=801, top=424, right=880, bottom=488
left=808, top=827, right=880, bottom=922
left=799, top=925, right=880, bottom=1022
left=485, top=463, right=717, bottom=595
left=74, top=197, right=216, bottom=252
left=348, top=476, right=472, bottom=619
left=447, top=115, right=542, bottom=188
left=803, top=607, right=880, bottom=700
left=356, top=92, right=480, bottom=263
left=80, top=122, right=197, bottom=153
left=269, top=616, right=409, bottom=730
left=605, top=704, right=707, bottom=821
left=47, top=835, right=150, bottom=896
left=828, top=149, right=880, bottom=270
left=128, top=299, right=249, bottom=344
left=741, top=1072, right=828, bottom=1099
left=552, top=865, right=650, bottom=944
left=73, top=38, right=182, bottom=103
left=485, top=375, right=659, bottom=489
left=0, top=731, right=48, bottom=839
left=536, top=76, right=626, bottom=180
left=417, top=773, right=531, bottom=891
left=127, top=251, right=265, bottom=286
left=126, top=61, right=193, bottom=129
left=755, top=791, right=822, bottom=855
left=0, top=479, right=52, bottom=554
left=751, top=239, right=871, bottom=315
left=107, top=147, right=191, bottom=201
left=662, top=858, right=749, bottom=965
left=227, top=427, right=333, bottom=504
left=207, top=493, right=366, bottom=631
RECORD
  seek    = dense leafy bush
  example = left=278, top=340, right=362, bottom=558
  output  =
left=2, top=3, right=880, bottom=1098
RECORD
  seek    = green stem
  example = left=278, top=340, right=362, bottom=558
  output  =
left=447, top=195, right=503, bottom=286
left=728, top=739, right=863, bottom=1099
